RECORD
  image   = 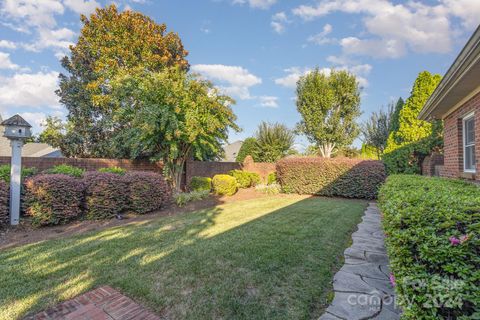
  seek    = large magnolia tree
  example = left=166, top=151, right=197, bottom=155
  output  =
left=296, top=69, right=361, bottom=158
left=110, top=68, right=239, bottom=191
left=56, top=5, right=189, bottom=157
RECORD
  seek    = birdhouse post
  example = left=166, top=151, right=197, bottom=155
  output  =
left=1, top=115, right=32, bottom=225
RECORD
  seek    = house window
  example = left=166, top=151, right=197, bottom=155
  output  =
left=463, top=113, right=476, bottom=172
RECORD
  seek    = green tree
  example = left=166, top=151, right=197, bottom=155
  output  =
left=37, top=116, right=65, bottom=147
left=383, top=71, right=442, bottom=174
left=389, top=97, right=404, bottom=135
left=361, top=104, right=393, bottom=158
left=110, top=68, right=239, bottom=191
left=235, top=137, right=258, bottom=162
left=253, top=122, right=295, bottom=163
left=296, top=69, right=361, bottom=158
left=56, top=5, right=189, bottom=157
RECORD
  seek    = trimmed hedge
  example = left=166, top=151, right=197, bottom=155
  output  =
left=378, top=175, right=480, bottom=319
left=228, top=170, right=260, bottom=188
left=45, top=164, right=85, bottom=178
left=276, top=157, right=386, bottom=199
left=24, top=174, right=84, bottom=226
left=83, top=172, right=128, bottom=219
left=0, top=180, right=8, bottom=226
left=212, top=174, right=237, bottom=196
left=124, top=171, right=171, bottom=214
left=189, top=176, right=212, bottom=192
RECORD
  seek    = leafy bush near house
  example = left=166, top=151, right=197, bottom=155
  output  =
left=228, top=170, right=260, bottom=188
left=174, top=190, right=210, bottom=207
left=0, top=165, right=37, bottom=183
left=123, top=171, right=171, bottom=214
left=83, top=172, right=128, bottom=219
left=378, top=175, right=480, bottom=319
left=98, top=166, right=126, bottom=175
left=276, top=157, right=386, bottom=199
left=45, top=164, right=85, bottom=178
left=267, top=172, right=277, bottom=185
left=0, top=180, right=8, bottom=226
left=255, top=183, right=281, bottom=195
left=189, top=176, right=212, bottom=192
left=212, top=174, right=237, bottom=196
left=23, top=174, right=84, bottom=226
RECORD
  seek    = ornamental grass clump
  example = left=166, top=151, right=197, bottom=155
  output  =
left=174, top=190, right=210, bottom=207
left=276, top=157, right=386, bottom=199
left=83, top=171, right=128, bottom=219
left=123, top=171, right=171, bottom=214
left=378, top=175, right=480, bottom=319
left=45, top=164, right=85, bottom=178
left=98, top=166, right=126, bottom=175
left=23, top=174, right=84, bottom=226
left=212, top=174, right=237, bottom=196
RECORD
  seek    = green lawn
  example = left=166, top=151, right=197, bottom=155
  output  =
left=0, top=195, right=366, bottom=320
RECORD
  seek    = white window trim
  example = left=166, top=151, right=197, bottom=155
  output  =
left=463, top=112, right=476, bottom=173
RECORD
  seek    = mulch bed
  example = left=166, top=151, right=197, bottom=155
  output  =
left=0, top=189, right=277, bottom=250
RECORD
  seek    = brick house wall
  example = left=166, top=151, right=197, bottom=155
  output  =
left=442, top=91, right=480, bottom=180
left=421, top=153, right=444, bottom=176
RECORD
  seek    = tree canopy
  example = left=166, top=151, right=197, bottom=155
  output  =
left=110, top=68, right=239, bottom=190
left=253, top=122, right=295, bottom=163
left=56, top=4, right=189, bottom=157
left=361, top=104, right=393, bottom=158
left=235, top=137, right=258, bottom=162
left=295, top=69, right=361, bottom=158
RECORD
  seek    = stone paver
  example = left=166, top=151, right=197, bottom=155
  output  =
left=320, top=203, right=401, bottom=320
left=24, top=286, right=160, bottom=320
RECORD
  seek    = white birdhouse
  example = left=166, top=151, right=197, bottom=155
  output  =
left=2, top=114, right=32, bottom=140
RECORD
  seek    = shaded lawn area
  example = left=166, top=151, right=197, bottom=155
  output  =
left=0, top=195, right=366, bottom=320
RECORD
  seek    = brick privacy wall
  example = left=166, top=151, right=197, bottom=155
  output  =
left=0, top=156, right=163, bottom=173
left=421, top=153, right=444, bottom=176
left=442, top=91, right=480, bottom=180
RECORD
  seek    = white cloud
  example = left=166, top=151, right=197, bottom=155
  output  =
left=63, top=0, right=99, bottom=15
left=259, top=96, right=278, bottom=108
left=191, top=64, right=262, bottom=100
left=1, top=0, right=65, bottom=29
left=23, top=27, right=76, bottom=53
left=292, top=0, right=479, bottom=58
left=274, top=67, right=314, bottom=88
left=0, top=40, right=17, bottom=49
left=271, top=11, right=290, bottom=34
left=0, top=71, right=60, bottom=108
left=233, top=0, right=277, bottom=9
left=0, top=52, right=19, bottom=70
left=308, top=23, right=335, bottom=45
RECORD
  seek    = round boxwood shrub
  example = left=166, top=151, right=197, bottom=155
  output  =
left=23, top=174, right=84, bottom=226
left=123, top=171, right=171, bottom=214
left=83, top=171, right=128, bottom=219
left=189, top=176, right=212, bottom=192
left=212, top=174, right=237, bottom=196
left=228, top=170, right=260, bottom=188
left=267, top=172, right=277, bottom=185
left=0, top=180, right=9, bottom=226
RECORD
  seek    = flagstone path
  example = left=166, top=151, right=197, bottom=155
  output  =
left=320, top=202, right=402, bottom=320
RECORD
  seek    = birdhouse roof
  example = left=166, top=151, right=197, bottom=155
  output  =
left=1, top=115, right=32, bottom=127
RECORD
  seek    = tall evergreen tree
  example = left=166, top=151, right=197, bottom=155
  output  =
left=56, top=5, right=189, bottom=157
left=389, top=97, right=404, bottom=135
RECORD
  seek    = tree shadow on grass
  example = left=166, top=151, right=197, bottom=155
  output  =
left=0, top=196, right=367, bottom=320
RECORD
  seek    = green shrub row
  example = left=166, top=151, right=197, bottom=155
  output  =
left=276, top=157, right=386, bottom=199
left=0, top=165, right=37, bottom=183
left=22, top=171, right=171, bottom=226
left=228, top=170, right=260, bottom=188
left=378, top=175, right=480, bottom=319
left=45, top=164, right=85, bottom=177
left=212, top=174, right=237, bottom=196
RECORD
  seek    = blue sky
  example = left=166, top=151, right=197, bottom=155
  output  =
left=0, top=0, right=479, bottom=150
